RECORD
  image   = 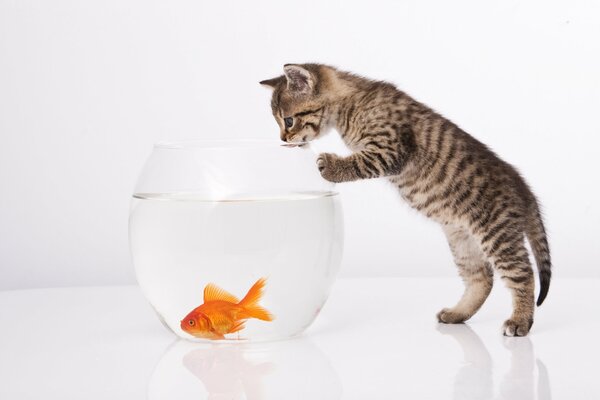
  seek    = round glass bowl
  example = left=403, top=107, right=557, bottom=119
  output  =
left=129, top=140, right=344, bottom=342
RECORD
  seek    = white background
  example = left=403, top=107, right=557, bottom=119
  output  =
left=1, top=0, right=598, bottom=290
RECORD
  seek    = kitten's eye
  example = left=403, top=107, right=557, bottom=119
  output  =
left=284, top=117, right=293, bottom=128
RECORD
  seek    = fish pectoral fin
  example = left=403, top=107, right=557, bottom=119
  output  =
left=196, top=331, right=224, bottom=340
left=203, top=283, right=240, bottom=304
left=207, top=313, right=234, bottom=333
left=210, top=332, right=225, bottom=340
left=229, top=321, right=246, bottom=334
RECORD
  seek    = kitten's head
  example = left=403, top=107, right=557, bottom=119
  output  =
left=260, top=64, right=329, bottom=143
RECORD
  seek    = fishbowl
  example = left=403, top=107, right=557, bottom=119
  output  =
left=129, top=140, right=344, bottom=342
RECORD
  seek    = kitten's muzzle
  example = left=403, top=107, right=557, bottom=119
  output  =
left=281, top=132, right=293, bottom=142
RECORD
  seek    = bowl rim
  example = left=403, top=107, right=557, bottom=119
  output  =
left=154, top=138, right=309, bottom=150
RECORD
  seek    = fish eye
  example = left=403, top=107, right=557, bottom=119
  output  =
left=188, top=319, right=195, bottom=326
left=284, top=117, right=293, bottom=128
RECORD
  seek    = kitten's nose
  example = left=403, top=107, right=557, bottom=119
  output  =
left=280, top=132, right=288, bottom=142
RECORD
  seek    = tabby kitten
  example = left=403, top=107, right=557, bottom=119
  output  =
left=260, top=64, right=552, bottom=336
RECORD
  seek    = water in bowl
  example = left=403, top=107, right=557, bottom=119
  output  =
left=129, top=191, right=343, bottom=342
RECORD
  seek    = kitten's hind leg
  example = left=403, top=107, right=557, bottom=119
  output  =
left=437, top=226, right=494, bottom=324
left=479, top=233, right=535, bottom=336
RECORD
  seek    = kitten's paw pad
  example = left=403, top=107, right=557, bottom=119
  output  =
left=317, top=153, right=342, bottom=182
left=502, top=318, right=533, bottom=336
left=436, top=308, right=468, bottom=324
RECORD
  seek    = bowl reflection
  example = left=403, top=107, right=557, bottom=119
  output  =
left=148, top=337, right=341, bottom=400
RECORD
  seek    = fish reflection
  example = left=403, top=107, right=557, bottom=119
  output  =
left=182, top=345, right=275, bottom=400
left=147, top=338, right=342, bottom=400
left=437, top=324, right=551, bottom=400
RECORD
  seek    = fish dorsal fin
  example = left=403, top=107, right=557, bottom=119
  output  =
left=204, top=283, right=240, bottom=304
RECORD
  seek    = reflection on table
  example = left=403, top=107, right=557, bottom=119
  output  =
left=148, top=337, right=342, bottom=400
left=438, top=324, right=551, bottom=400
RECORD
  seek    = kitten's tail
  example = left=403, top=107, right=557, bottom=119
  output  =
left=526, top=204, right=552, bottom=306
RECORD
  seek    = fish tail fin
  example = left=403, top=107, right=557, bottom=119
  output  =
left=239, top=278, right=273, bottom=321
left=243, top=304, right=273, bottom=322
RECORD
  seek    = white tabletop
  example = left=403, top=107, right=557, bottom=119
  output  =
left=1, top=277, right=598, bottom=399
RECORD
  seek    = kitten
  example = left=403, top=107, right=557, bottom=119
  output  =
left=261, top=64, right=551, bottom=336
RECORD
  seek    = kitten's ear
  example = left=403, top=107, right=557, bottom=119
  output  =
left=283, top=64, right=314, bottom=94
left=259, top=76, right=284, bottom=89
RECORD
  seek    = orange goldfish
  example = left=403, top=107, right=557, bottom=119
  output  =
left=180, top=278, right=273, bottom=340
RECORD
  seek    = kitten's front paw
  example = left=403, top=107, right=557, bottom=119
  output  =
left=317, top=153, right=344, bottom=183
left=502, top=318, right=533, bottom=337
left=437, top=308, right=469, bottom=324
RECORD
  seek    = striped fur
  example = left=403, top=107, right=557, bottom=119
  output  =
left=261, top=64, right=551, bottom=336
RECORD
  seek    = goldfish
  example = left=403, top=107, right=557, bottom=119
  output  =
left=181, top=278, right=274, bottom=340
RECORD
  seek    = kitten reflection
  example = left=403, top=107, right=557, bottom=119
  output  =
left=499, top=337, right=553, bottom=400
left=182, top=346, right=274, bottom=400
left=437, top=324, right=551, bottom=400
left=438, top=324, right=493, bottom=399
